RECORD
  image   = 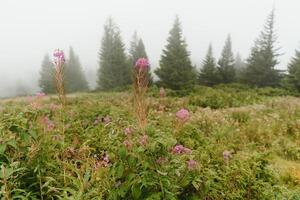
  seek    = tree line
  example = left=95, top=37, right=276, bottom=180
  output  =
left=39, top=10, right=300, bottom=94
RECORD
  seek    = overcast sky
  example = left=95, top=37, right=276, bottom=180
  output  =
left=0, top=0, right=299, bottom=97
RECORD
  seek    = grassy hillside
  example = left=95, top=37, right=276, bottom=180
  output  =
left=1, top=87, right=300, bottom=199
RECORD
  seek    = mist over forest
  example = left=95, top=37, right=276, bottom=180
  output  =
left=1, top=0, right=300, bottom=98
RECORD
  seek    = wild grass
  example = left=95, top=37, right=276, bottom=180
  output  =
left=1, top=87, right=300, bottom=199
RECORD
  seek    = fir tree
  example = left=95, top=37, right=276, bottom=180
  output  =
left=39, top=54, right=56, bottom=94
left=217, top=35, right=236, bottom=83
left=97, top=17, right=131, bottom=90
left=65, top=47, right=89, bottom=93
left=155, top=16, right=196, bottom=90
left=234, top=53, right=247, bottom=82
left=243, top=9, right=281, bottom=87
left=129, top=31, right=153, bottom=83
left=285, top=49, right=300, bottom=91
left=198, top=44, right=219, bottom=86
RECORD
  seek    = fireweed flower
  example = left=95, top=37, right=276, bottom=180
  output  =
left=36, top=92, right=46, bottom=98
left=124, top=127, right=133, bottom=136
left=103, top=116, right=111, bottom=125
left=123, top=139, right=132, bottom=149
left=139, top=134, right=148, bottom=146
left=176, top=109, right=190, bottom=122
left=156, top=157, right=167, bottom=165
left=171, top=144, right=192, bottom=154
left=42, top=116, right=55, bottom=130
left=53, top=49, right=65, bottom=64
left=187, top=159, right=198, bottom=170
left=135, top=58, right=149, bottom=71
left=223, top=150, right=232, bottom=161
left=53, top=49, right=66, bottom=106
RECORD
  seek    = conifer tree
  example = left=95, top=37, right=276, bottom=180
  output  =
left=198, top=44, right=219, bottom=86
left=155, top=16, right=196, bottom=90
left=97, top=17, right=131, bottom=90
left=129, top=31, right=153, bottom=83
left=243, top=9, right=280, bottom=87
left=39, top=54, right=56, bottom=93
left=217, top=35, right=236, bottom=83
left=234, top=53, right=247, bottom=82
left=285, top=49, right=300, bottom=91
left=65, top=47, right=89, bottom=93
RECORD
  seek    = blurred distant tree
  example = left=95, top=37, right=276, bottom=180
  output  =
left=234, top=53, right=247, bottom=82
left=129, top=31, right=153, bottom=84
left=97, top=17, right=131, bottom=90
left=155, top=16, right=196, bottom=90
left=243, top=9, right=281, bottom=87
left=217, top=35, right=236, bottom=83
left=198, top=44, right=220, bottom=86
left=65, top=47, right=89, bottom=93
left=284, top=49, right=300, bottom=91
left=39, top=54, right=56, bottom=94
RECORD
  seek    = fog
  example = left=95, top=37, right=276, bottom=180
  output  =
left=0, top=0, right=299, bottom=98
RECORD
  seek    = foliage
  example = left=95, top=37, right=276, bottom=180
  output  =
left=97, top=17, right=132, bottom=90
left=39, top=54, right=56, bottom=94
left=284, top=49, right=300, bottom=92
left=198, top=44, right=220, bottom=86
left=217, top=35, right=236, bottom=83
left=155, top=16, right=197, bottom=91
left=129, top=32, right=153, bottom=84
left=242, top=9, right=281, bottom=87
left=65, top=47, right=89, bottom=93
left=1, top=86, right=300, bottom=199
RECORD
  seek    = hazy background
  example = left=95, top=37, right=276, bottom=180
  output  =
left=0, top=0, right=299, bottom=97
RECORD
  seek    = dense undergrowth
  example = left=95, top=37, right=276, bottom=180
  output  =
left=1, top=85, right=300, bottom=199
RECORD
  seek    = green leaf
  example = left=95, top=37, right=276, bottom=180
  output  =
left=128, top=156, right=136, bottom=168
left=118, top=147, right=127, bottom=160
left=0, top=144, right=6, bottom=154
left=131, top=184, right=142, bottom=199
left=7, top=140, right=17, bottom=149
left=116, top=164, right=124, bottom=178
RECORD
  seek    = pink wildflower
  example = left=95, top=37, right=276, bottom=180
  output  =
left=139, top=134, right=148, bottom=146
left=53, top=49, right=65, bottom=63
left=176, top=109, right=190, bottom=122
left=156, top=157, right=167, bottom=165
left=187, top=159, right=197, bottom=170
left=135, top=58, right=149, bottom=70
left=124, top=127, right=133, bottom=136
left=123, top=139, right=132, bottom=149
left=42, top=116, right=55, bottom=130
left=171, top=144, right=192, bottom=154
left=94, top=116, right=101, bottom=125
left=103, top=116, right=111, bottom=125
left=49, top=103, right=59, bottom=111
left=223, top=150, right=232, bottom=161
left=36, top=92, right=46, bottom=98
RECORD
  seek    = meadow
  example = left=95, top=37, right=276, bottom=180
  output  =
left=1, top=85, right=300, bottom=199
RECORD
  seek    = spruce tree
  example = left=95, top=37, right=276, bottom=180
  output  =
left=39, top=54, right=56, bottom=93
left=65, top=47, right=89, bottom=93
left=129, top=32, right=153, bottom=83
left=234, top=53, right=246, bottom=82
left=217, top=35, right=236, bottom=83
left=97, top=17, right=131, bottom=90
left=155, top=16, right=196, bottom=90
left=243, top=10, right=280, bottom=87
left=285, top=49, right=300, bottom=91
left=198, top=44, right=219, bottom=86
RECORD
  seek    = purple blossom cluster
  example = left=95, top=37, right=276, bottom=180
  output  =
left=176, top=108, right=190, bottom=122
left=135, top=58, right=149, bottom=70
left=53, top=49, right=65, bottom=64
left=171, top=144, right=192, bottom=154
